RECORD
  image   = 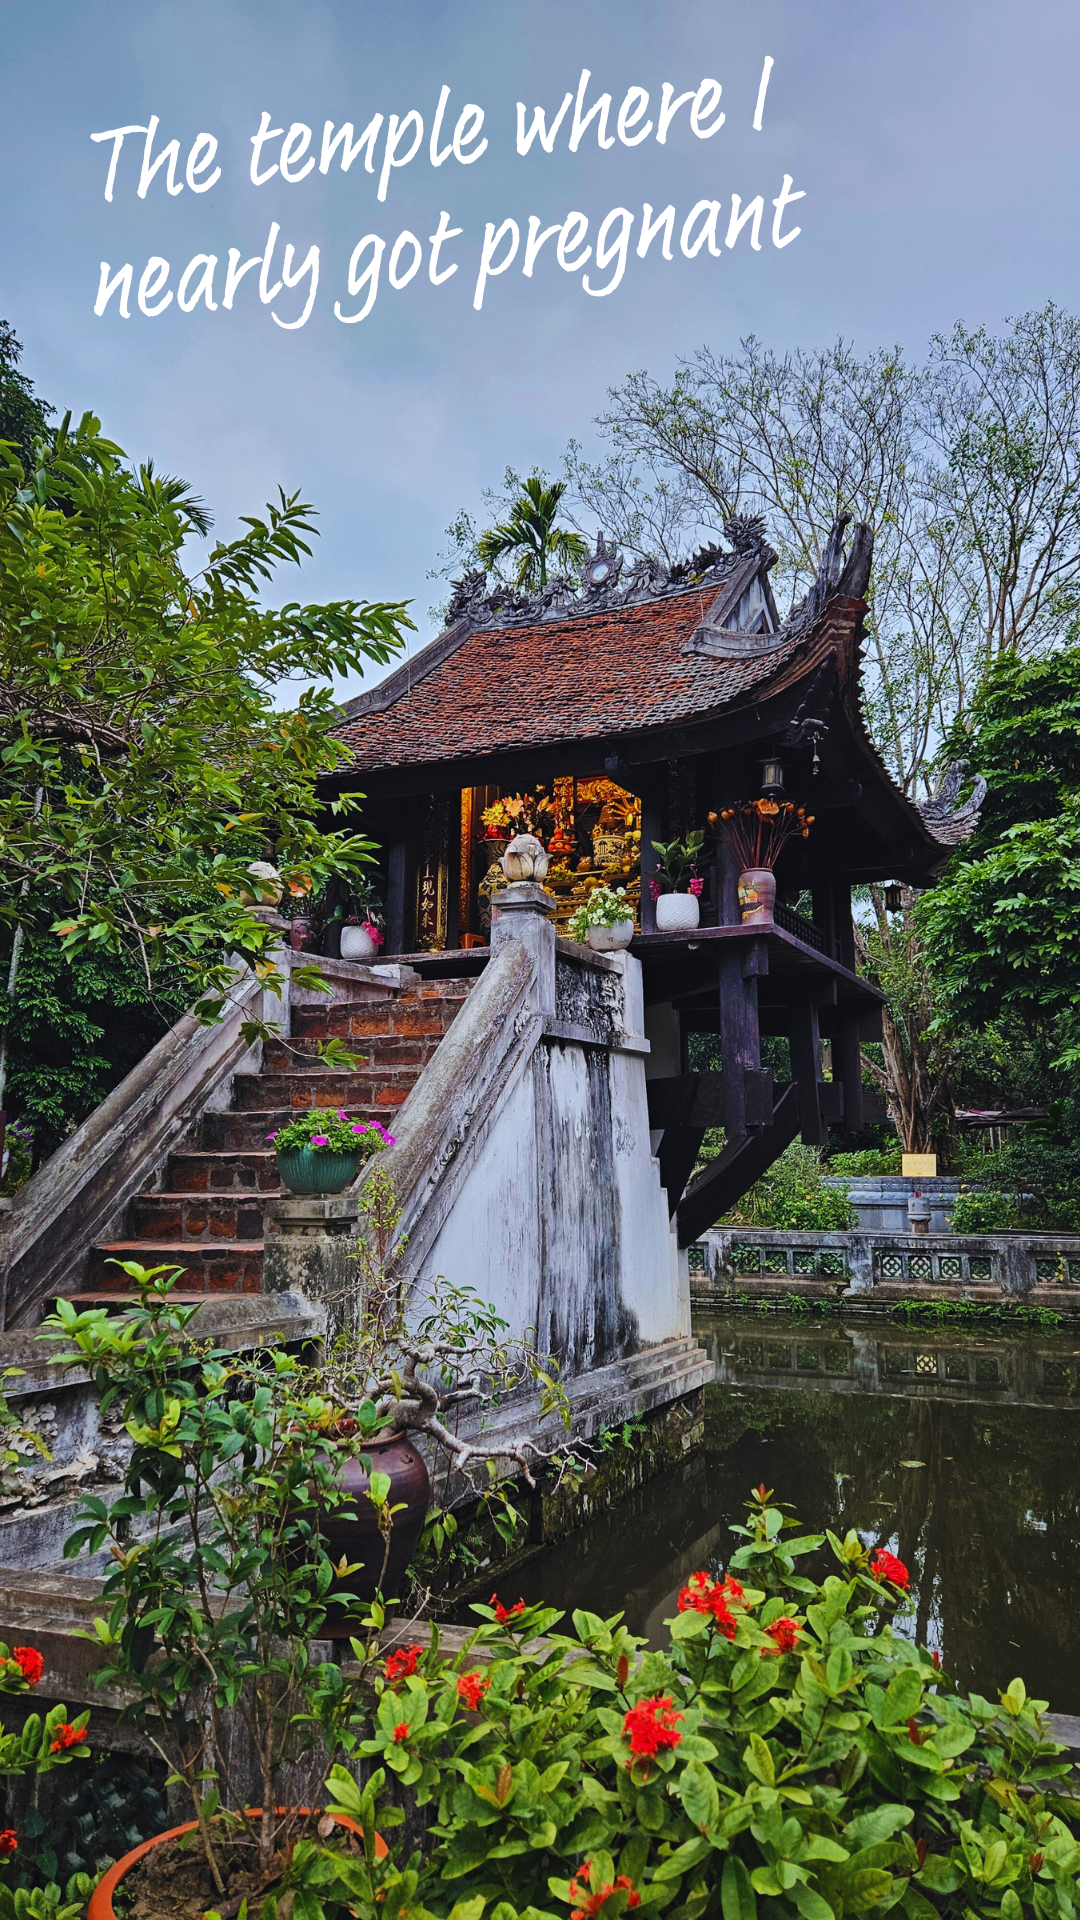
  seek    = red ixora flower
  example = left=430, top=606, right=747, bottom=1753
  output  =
left=0, top=1831, right=16, bottom=1857
left=623, top=1694, right=684, bottom=1758
left=457, top=1672, right=491, bottom=1712
left=391, top=1723, right=410, bottom=1744
left=10, top=1647, right=43, bottom=1686
left=384, top=1644, right=421, bottom=1685
left=677, top=1570, right=742, bottom=1639
left=763, top=1617, right=801, bottom=1655
left=568, top=1865, right=641, bottom=1920
left=491, top=1593, right=526, bottom=1626
left=49, top=1723, right=83, bottom=1754
left=871, top=1550, right=910, bottom=1590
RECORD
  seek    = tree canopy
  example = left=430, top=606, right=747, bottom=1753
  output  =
left=0, top=408, right=412, bottom=1027
left=919, top=650, right=1080, bottom=1061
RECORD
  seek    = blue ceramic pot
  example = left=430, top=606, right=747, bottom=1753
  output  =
left=276, top=1147, right=362, bottom=1195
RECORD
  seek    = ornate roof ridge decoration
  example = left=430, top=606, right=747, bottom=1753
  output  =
left=917, top=761, right=988, bottom=846
left=443, top=511, right=785, bottom=636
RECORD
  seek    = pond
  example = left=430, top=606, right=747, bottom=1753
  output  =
left=507, top=1312, right=1080, bottom=1714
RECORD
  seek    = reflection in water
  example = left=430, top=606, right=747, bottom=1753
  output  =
left=510, top=1314, right=1080, bottom=1713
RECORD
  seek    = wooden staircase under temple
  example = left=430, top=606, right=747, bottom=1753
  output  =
left=67, top=978, right=473, bottom=1308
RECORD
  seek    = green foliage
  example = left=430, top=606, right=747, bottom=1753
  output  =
left=922, top=648, right=1080, bottom=1056
left=40, top=1270, right=390, bottom=1887
left=891, top=1297, right=1063, bottom=1330
left=651, top=834, right=705, bottom=891
left=824, top=1150, right=902, bottom=1176
left=269, top=1110, right=395, bottom=1156
left=0, top=409, right=411, bottom=1025
left=0, top=324, right=52, bottom=469
left=296, top=1486, right=1080, bottom=1920
left=0, top=1873, right=96, bottom=1920
left=724, top=1144, right=854, bottom=1232
left=568, top=887, right=633, bottom=940
left=475, top=477, right=587, bottom=590
left=0, top=928, right=188, bottom=1158
left=948, top=1189, right=1023, bottom=1234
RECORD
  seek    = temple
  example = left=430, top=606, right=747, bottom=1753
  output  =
left=325, top=515, right=968, bottom=1243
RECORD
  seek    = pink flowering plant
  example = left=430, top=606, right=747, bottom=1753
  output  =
left=291, top=1483, right=1080, bottom=1920
left=267, top=1109, right=396, bottom=1156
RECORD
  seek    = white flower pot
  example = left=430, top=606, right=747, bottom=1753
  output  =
left=340, top=924, right=380, bottom=960
left=586, top=920, right=635, bottom=952
left=655, top=892, right=700, bottom=931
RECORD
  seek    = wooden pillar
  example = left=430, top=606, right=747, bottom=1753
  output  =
left=834, top=1012, right=865, bottom=1134
left=811, top=882, right=836, bottom=958
left=789, top=998, right=826, bottom=1145
left=718, top=836, right=740, bottom=925
left=719, top=941, right=764, bottom=1140
left=833, top=877, right=856, bottom=973
left=386, top=837, right=407, bottom=956
left=638, top=768, right=665, bottom=934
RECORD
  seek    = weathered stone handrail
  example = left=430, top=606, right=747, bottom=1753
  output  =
left=0, top=965, right=270, bottom=1329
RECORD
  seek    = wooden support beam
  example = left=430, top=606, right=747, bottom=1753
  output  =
left=639, top=771, right=665, bottom=935
left=386, top=838, right=407, bottom=956
left=788, top=998, right=826, bottom=1145
left=834, top=1011, right=864, bottom=1134
left=677, top=1081, right=801, bottom=1245
left=833, top=877, right=857, bottom=973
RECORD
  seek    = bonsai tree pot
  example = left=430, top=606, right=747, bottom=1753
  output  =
left=320, top=1429, right=431, bottom=1629
left=89, top=1809, right=385, bottom=1920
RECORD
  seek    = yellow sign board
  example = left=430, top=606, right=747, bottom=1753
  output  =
left=902, top=1153, right=937, bottom=1177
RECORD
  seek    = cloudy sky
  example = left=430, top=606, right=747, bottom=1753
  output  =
left=3, top=0, right=1079, bottom=696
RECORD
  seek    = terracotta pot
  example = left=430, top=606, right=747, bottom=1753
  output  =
left=586, top=919, right=635, bottom=951
left=276, top=1147, right=362, bottom=1195
left=321, top=1431, right=431, bottom=1628
left=738, top=866, right=776, bottom=924
left=341, top=924, right=381, bottom=960
left=289, top=916, right=313, bottom=952
left=89, top=1808, right=386, bottom=1920
left=655, top=892, right=700, bottom=932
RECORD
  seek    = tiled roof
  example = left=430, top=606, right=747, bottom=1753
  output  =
left=334, top=591, right=818, bottom=771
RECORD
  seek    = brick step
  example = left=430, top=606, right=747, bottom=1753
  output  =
left=201, top=1105, right=397, bottom=1151
left=88, top=1241, right=263, bottom=1294
left=262, top=1035, right=440, bottom=1072
left=166, top=1150, right=279, bottom=1194
left=128, top=1192, right=270, bottom=1242
left=229, top=1070, right=417, bottom=1112
left=291, top=991, right=471, bottom=1043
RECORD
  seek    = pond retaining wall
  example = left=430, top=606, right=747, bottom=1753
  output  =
left=690, top=1225, right=1080, bottom=1319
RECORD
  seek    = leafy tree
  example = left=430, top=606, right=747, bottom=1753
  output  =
left=476, top=474, right=587, bottom=589
left=564, top=306, right=1080, bottom=794
left=0, top=929, right=189, bottom=1161
left=0, top=322, right=52, bottom=467
left=0, top=410, right=412, bottom=1127
left=920, top=649, right=1080, bottom=1063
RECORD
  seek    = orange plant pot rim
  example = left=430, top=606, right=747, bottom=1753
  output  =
left=88, top=1805, right=386, bottom=1920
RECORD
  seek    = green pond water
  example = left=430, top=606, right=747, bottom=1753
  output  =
left=508, top=1312, right=1080, bottom=1714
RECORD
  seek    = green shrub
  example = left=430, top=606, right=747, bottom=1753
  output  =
left=725, top=1143, right=854, bottom=1232
left=303, top=1485, right=1080, bottom=1920
left=825, top=1148, right=902, bottom=1177
left=949, top=1189, right=1023, bottom=1233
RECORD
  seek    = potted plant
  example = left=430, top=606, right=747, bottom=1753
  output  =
left=650, top=831, right=706, bottom=930
left=42, top=1271, right=399, bottom=1917
left=567, top=884, right=635, bottom=951
left=720, top=798, right=814, bottom=922
left=340, top=877, right=387, bottom=961
left=268, top=1108, right=396, bottom=1195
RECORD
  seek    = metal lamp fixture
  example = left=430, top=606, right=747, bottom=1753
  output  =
left=760, top=753, right=785, bottom=798
left=883, top=882, right=903, bottom=914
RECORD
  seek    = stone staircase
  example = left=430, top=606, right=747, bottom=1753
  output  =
left=68, top=979, right=473, bottom=1306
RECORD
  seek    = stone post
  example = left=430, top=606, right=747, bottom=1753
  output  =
left=262, top=1194, right=360, bottom=1344
left=249, top=907, right=293, bottom=1040
left=490, top=882, right=557, bottom=1019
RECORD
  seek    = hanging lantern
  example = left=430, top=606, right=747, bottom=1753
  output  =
left=883, top=882, right=903, bottom=914
left=760, top=754, right=785, bottom=798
